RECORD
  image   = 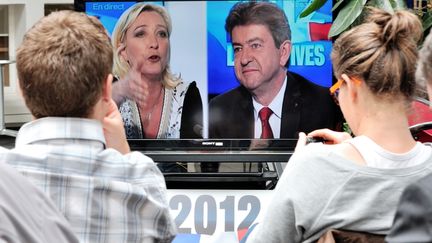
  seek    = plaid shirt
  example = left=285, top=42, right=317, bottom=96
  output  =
left=4, top=117, right=176, bottom=243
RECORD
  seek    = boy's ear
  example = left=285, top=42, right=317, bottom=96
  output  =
left=102, top=74, right=113, bottom=101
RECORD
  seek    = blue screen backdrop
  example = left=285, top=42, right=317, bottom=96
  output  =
left=207, top=0, right=333, bottom=95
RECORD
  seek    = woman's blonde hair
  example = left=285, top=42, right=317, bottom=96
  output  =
left=112, top=3, right=179, bottom=88
left=332, top=7, right=422, bottom=102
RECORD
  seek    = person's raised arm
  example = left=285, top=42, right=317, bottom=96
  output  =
left=103, top=99, right=130, bottom=154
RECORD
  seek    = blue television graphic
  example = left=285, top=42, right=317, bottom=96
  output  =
left=85, top=1, right=163, bottom=36
left=207, top=0, right=333, bottom=95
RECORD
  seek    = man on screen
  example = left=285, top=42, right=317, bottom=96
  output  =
left=209, top=1, right=342, bottom=140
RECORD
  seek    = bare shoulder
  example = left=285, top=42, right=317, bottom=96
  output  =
left=332, top=142, right=366, bottom=165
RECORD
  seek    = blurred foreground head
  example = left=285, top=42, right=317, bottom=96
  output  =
left=417, top=25, right=432, bottom=101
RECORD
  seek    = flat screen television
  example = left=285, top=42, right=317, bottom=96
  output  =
left=74, top=0, right=334, bottom=144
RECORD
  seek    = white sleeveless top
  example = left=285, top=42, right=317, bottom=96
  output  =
left=119, top=81, right=190, bottom=138
left=346, top=135, right=432, bottom=168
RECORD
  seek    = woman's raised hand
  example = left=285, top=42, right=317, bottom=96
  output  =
left=124, top=60, right=149, bottom=105
left=112, top=58, right=149, bottom=106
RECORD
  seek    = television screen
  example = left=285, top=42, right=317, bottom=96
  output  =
left=75, top=0, right=335, bottom=139
left=74, top=0, right=336, bottom=235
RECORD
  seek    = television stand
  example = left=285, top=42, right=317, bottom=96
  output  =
left=129, top=139, right=295, bottom=189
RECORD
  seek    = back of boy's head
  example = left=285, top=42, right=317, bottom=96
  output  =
left=16, top=10, right=113, bottom=118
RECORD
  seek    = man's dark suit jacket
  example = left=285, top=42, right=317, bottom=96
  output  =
left=208, top=71, right=342, bottom=138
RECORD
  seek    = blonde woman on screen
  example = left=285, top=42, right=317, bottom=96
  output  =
left=111, top=3, right=203, bottom=140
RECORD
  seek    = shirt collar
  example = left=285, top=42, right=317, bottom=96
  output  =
left=253, top=76, right=287, bottom=120
left=16, top=117, right=106, bottom=147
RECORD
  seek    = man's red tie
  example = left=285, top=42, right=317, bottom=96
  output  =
left=259, top=107, right=274, bottom=139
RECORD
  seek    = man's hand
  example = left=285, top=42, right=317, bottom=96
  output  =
left=308, top=128, right=352, bottom=144
left=103, top=99, right=130, bottom=154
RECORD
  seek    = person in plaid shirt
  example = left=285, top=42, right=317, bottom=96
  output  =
left=5, top=10, right=176, bottom=243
